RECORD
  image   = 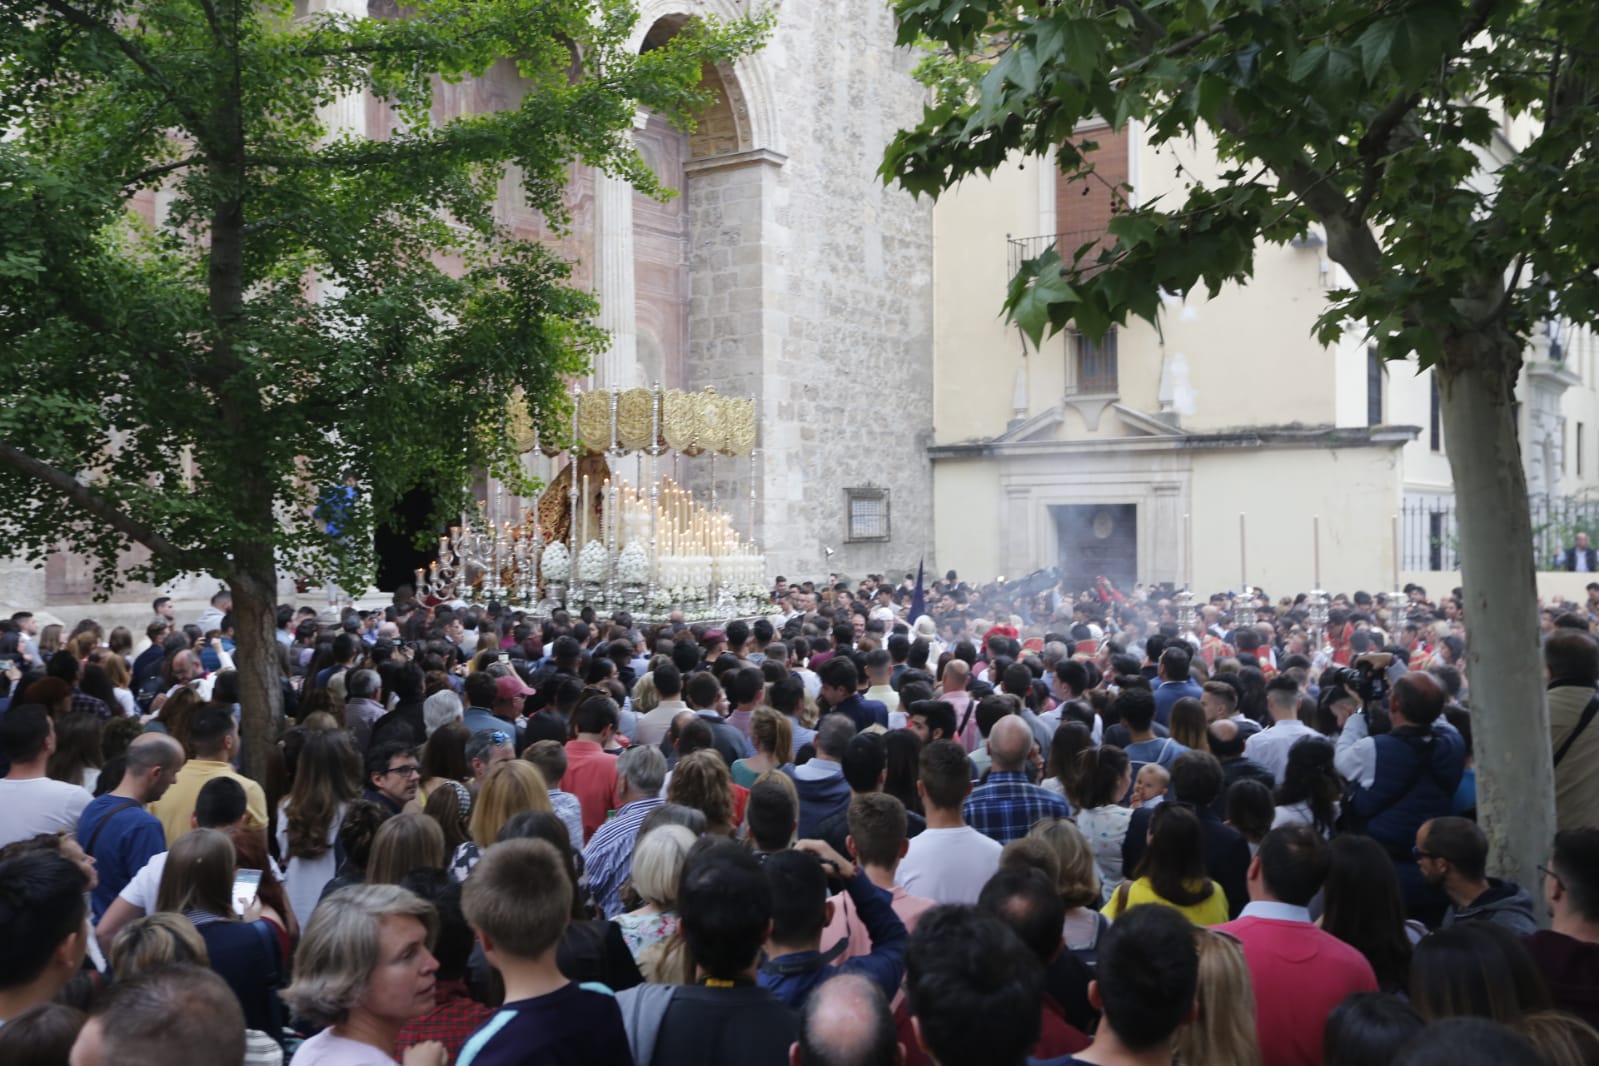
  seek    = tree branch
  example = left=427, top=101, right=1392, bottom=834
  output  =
left=1354, top=0, right=1501, bottom=218
left=37, top=0, right=212, bottom=140
left=0, top=443, right=212, bottom=571
left=1110, top=0, right=1169, bottom=50
left=1353, top=91, right=1422, bottom=215
left=1473, top=251, right=1528, bottom=329
left=122, top=153, right=205, bottom=188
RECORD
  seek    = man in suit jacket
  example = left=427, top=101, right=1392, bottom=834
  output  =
left=1121, top=751, right=1251, bottom=918
left=1558, top=532, right=1599, bottom=572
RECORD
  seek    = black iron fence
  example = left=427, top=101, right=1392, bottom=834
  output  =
left=1401, top=495, right=1599, bottom=572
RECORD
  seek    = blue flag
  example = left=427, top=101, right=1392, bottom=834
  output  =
left=908, top=558, right=926, bottom=624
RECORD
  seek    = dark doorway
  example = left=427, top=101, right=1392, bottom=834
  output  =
left=374, top=485, right=440, bottom=592
left=1051, top=504, right=1137, bottom=594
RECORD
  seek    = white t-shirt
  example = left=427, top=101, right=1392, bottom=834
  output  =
left=288, top=1027, right=395, bottom=1065
left=895, top=825, right=1003, bottom=905
left=120, top=850, right=286, bottom=914
left=0, top=776, right=91, bottom=847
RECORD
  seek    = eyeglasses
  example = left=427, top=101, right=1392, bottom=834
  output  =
left=385, top=764, right=422, bottom=777
left=1412, top=846, right=1440, bottom=860
left=1539, top=864, right=1564, bottom=889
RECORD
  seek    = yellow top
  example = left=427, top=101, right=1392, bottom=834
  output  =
left=148, top=759, right=268, bottom=845
left=1100, top=876, right=1230, bottom=927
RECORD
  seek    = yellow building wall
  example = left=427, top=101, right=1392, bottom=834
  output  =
left=934, top=442, right=1403, bottom=593
left=1187, top=446, right=1402, bottom=596
left=931, top=158, right=1050, bottom=445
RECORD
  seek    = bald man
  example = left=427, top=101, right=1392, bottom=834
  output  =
left=941, top=660, right=978, bottom=752
left=962, top=715, right=1070, bottom=844
left=77, top=732, right=185, bottom=921
left=790, top=973, right=902, bottom=1066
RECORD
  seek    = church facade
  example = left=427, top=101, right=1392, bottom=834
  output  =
left=1, top=0, right=938, bottom=619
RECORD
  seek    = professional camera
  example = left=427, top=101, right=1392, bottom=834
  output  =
left=1326, top=652, right=1395, bottom=705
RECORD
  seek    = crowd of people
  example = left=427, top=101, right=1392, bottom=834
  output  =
left=0, top=570, right=1596, bottom=1065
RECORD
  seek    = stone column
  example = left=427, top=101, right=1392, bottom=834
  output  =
left=593, top=169, right=639, bottom=389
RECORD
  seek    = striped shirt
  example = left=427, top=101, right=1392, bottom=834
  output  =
left=581, top=796, right=664, bottom=918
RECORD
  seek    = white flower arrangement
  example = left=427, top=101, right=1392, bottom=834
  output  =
left=617, top=543, right=649, bottom=585
left=578, top=539, right=609, bottom=584
left=540, top=541, right=570, bottom=583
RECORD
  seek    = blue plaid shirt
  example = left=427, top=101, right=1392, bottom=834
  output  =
left=581, top=795, right=664, bottom=918
left=963, top=771, right=1071, bottom=844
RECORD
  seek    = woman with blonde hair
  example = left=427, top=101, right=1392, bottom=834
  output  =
left=281, top=884, right=445, bottom=1066
left=109, top=913, right=283, bottom=1066
left=449, top=759, right=549, bottom=881
left=731, top=707, right=793, bottom=788
left=101, top=653, right=137, bottom=717
left=1027, top=817, right=1107, bottom=957
left=631, top=670, right=660, bottom=716
left=617, top=824, right=696, bottom=965
left=1176, top=927, right=1261, bottom=1066
left=156, top=828, right=287, bottom=1044
left=668, top=749, right=735, bottom=837
left=67, top=629, right=98, bottom=663
left=277, top=729, right=361, bottom=929
left=366, top=813, right=447, bottom=885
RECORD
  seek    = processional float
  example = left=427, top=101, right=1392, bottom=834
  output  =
left=416, top=385, right=765, bottom=622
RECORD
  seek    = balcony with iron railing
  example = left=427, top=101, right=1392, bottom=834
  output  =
left=1007, top=229, right=1120, bottom=397
left=1006, top=228, right=1119, bottom=281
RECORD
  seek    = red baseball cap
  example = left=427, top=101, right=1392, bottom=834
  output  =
left=495, top=675, right=534, bottom=700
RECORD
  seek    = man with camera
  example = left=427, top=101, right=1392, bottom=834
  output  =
left=1332, top=670, right=1465, bottom=924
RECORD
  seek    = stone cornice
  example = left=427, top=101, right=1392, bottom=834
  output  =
left=683, top=147, right=788, bottom=175
left=928, top=424, right=1421, bottom=460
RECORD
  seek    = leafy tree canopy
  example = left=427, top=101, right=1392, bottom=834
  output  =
left=0, top=0, right=767, bottom=593
left=884, top=0, right=1599, bottom=364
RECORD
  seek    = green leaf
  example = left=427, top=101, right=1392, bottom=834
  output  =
left=1007, top=249, right=1078, bottom=346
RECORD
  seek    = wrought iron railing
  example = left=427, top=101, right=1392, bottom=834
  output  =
left=1401, top=493, right=1599, bottom=572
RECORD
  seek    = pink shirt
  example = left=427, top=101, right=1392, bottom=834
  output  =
left=561, top=740, right=618, bottom=844
left=944, top=690, right=979, bottom=752
left=822, top=882, right=938, bottom=1008
left=1218, top=904, right=1378, bottom=1066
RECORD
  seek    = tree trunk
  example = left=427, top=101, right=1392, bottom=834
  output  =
left=1437, top=329, right=1554, bottom=905
left=229, top=558, right=284, bottom=785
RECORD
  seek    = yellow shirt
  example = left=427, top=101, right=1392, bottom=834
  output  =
left=1100, top=876, right=1230, bottom=927
left=149, top=759, right=268, bottom=844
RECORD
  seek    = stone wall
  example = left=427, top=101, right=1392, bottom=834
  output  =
left=680, top=0, right=936, bottom=583
left=3, top=2, right=937, bottom=603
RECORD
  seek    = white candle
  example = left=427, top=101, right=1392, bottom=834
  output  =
left=1239, top=513, right=1247, bottom=589
left=1313, top=515, right=1321, bottom=588
left=1392, top=513, right=1401, bottom=589
left=1183, top=512, right=1191, bottom=588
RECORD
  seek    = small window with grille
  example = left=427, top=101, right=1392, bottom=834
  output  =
left=846, top=488, right=891, bottom=542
